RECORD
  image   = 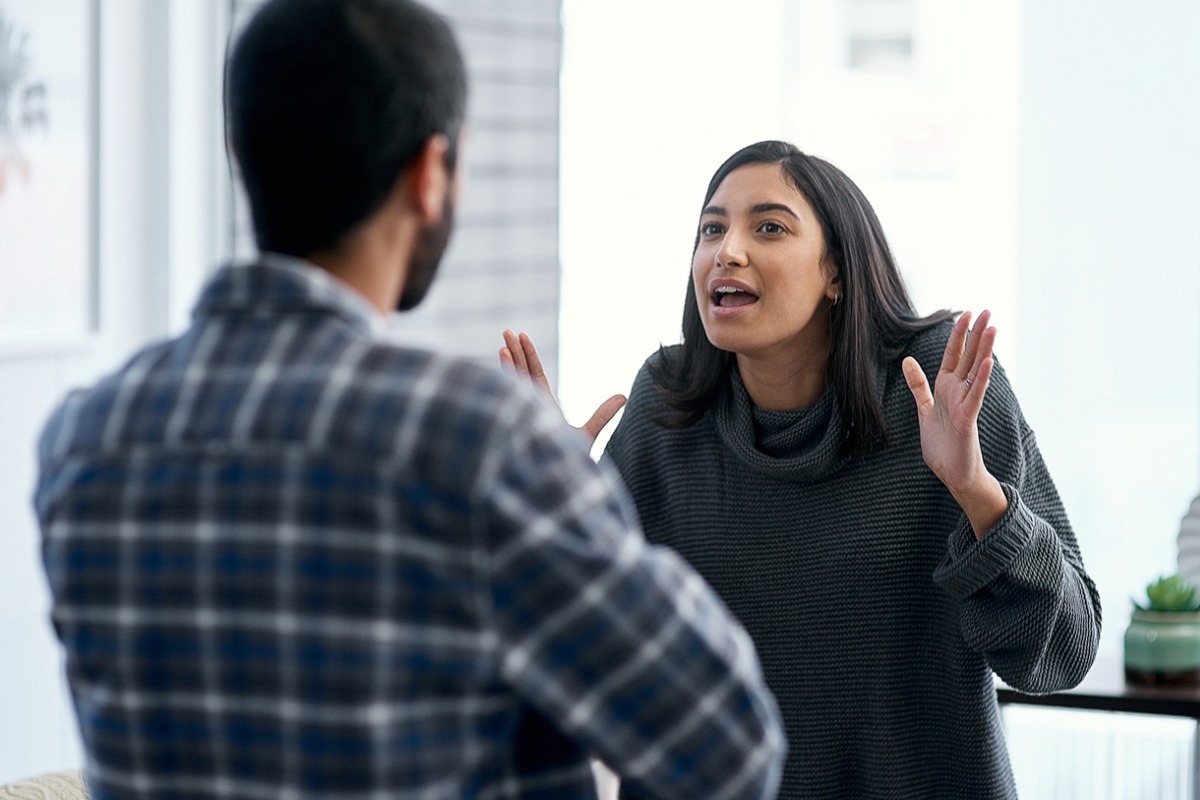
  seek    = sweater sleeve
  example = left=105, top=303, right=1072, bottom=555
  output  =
left=931, top=362, right=1101, bottom=694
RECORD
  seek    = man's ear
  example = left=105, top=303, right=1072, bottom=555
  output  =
left=407, top=133, right=452, bottom=225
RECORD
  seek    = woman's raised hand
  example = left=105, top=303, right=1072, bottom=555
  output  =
left=500, top=330, right=627, bottom=445
left=901, top=311, right=1008, bottom=539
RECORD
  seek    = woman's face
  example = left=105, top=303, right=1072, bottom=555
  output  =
left=691, top=162, right=838, bottom=364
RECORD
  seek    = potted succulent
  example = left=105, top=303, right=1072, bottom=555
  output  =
left=1125, top=573, right=1200, bottom=686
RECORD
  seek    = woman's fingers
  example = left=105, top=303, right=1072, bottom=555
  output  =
left=500, top=330, right=555, bottom=394
left=517, top=332, right=552, bottom=393
left=939, top=312, right=971, bottom=375
left=961, top=320, right=996, bottom=400
left=910, top=315, right=997, bottom=419
left=964, top=356, right=994, bottom=418
left=502, top=329, right=529, bottom=376
left=957, top=310, right=991, bottom=381
left=500, top=330, right=623, bottom=443
left=582, top=394, right=628, bottom=443
left=939, top=310, right=995, bottom=387
left=902, top=357, right=934, bottom=416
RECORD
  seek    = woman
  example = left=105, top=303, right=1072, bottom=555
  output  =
left=501, top=140, right=1100, bottom=799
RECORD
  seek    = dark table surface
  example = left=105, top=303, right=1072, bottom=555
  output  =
left=997, top=653, right=1200, bottom=719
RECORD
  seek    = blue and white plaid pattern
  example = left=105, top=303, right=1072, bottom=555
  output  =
left=35, top=256, right=784, bottom=800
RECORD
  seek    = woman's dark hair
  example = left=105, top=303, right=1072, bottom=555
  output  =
left=226, top=0, right=467, bottom=256
left=649, top=140, right=953, bottom=454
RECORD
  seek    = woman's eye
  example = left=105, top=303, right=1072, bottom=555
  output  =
left=759, top=221, right=785, bottom=234
left=700, top=222, right=724, bottom=236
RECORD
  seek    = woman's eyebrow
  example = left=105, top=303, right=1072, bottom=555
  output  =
left=701, top=203, right=800, bottom=219
left=751, top=202, right=800, bottom=219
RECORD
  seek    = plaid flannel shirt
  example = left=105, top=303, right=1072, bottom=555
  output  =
left=35, top=256, right=785, bottom=800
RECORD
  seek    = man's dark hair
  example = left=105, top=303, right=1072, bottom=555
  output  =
left=650, top=140, right=954, bottom=454
left=226, top=0, right=467, bottom=256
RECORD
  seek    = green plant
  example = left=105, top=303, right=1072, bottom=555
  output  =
left=1135, top=573, right=1200, bottom=612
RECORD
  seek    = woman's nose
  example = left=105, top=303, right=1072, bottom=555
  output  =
left=716, top=232, right=746, bottom=268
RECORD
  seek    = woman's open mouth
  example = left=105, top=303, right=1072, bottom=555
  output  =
left=714, top=286, right=758, bottom=307
left=708, top=281, right=760, bottom=315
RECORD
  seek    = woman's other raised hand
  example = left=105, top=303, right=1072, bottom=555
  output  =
left=500, top=330, right=627, bottom=445
left=901, top=311, right=1009, bottom=539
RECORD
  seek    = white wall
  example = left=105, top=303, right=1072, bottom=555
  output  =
left=1013, top=0, right=1200, bottom=656
left=558, top=0, right=791, bottom=439
left=781, top=0, right=1021, bottom=348
left=0, top=0, right=221, bottom=781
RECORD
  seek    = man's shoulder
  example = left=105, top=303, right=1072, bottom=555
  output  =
left=37, top=329, right=543, bottom=471
left=37, top=337, right=177, bottom=462
left=351, top=340, right=535, bottom=419
left=332, top=339, right=562, bottom=457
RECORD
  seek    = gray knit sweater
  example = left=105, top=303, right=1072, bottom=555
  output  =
left=604, top=322, right=1101, bottom=799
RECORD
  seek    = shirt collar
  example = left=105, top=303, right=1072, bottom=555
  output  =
left=193, top=253, right=388, bottom=336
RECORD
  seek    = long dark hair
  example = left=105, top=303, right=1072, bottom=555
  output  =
left=649, top=140, right=953, bottom=454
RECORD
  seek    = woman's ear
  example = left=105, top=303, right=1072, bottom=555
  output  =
left=823, top=259, right=842, bottom=301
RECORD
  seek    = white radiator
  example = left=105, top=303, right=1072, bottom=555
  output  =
left=1004, top=706, right=1195, bottom=799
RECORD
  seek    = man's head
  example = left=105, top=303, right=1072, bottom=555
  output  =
left=226, top=0, right=467, bottom=309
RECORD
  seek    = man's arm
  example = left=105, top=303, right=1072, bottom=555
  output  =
left=476, top=393, right=786, bottom=800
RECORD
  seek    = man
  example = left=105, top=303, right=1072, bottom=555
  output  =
left=33, top=1, right=785, bottom=797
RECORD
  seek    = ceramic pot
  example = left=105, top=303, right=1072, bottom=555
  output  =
left=1124, top=609, right=1200, bottom=686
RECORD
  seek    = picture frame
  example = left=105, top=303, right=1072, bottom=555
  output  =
left=0, top=0, right=98, bottom=354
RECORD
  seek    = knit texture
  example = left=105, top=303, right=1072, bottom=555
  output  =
left=605, top=322, right=1101, bottom=800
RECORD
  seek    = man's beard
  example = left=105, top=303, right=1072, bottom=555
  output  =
left=397, top=193, right=456, bottom=312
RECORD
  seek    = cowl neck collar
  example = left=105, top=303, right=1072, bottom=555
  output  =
left=713, top=365, right=851, bottom=482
